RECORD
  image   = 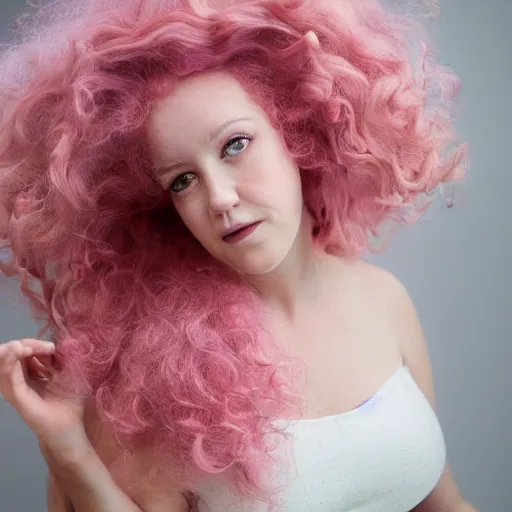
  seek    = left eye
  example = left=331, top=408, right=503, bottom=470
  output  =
left=222, top=135, right=252, bottom=158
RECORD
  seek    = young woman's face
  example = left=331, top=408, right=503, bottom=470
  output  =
left=146, top=71, right=304, bottom=275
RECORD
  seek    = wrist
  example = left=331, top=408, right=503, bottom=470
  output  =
left=39, top=425, right=94, bottom=471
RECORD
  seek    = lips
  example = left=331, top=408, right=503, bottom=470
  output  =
left=222, top=222, right=261, bottom=242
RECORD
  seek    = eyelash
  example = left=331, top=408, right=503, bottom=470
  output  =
left=222, top=133, right=253, bottom=157
left=168, top=133, right=253, bottom=194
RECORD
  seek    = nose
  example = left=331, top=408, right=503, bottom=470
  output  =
left=206, top=171, right=240, bottom=215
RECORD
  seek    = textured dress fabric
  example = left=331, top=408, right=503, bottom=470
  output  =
left=195, top=366, right=446, bottom=512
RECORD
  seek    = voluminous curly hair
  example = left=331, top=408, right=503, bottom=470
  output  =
left=0, top=0, right=466, bottom=509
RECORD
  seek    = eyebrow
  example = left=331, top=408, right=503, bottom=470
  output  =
left=209, top=116, right=252, bottom=142
left=154, top=116, right=253, bottom=177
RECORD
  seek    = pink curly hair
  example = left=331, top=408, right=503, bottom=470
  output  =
left=0, top=0, right=466, bottom=509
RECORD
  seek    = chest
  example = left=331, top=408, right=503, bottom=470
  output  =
left=270, top=294, right=405, bottom=420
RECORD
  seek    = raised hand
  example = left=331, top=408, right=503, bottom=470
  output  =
left=0, top=338, right=86, bottom=449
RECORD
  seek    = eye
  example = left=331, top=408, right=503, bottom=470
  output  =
left=222, top=134, right=252, bottom=158
left=169, top=172, right=196, bottom=194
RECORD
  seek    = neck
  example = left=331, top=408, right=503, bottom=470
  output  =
left=243, top=211, right=332, bottom=320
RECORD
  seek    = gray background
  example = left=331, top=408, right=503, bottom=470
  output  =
left=1, top=0, right=510, bottom=510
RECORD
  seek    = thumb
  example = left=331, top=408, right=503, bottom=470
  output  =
left=8, top=358, right=49, bottom=428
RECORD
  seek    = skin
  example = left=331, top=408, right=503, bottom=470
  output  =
left=0, top=68, right=477, bottom=511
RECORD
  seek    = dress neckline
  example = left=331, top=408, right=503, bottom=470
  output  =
left=277, top=364, right=409, bottom=425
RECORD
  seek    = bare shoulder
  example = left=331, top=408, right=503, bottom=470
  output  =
left=83, top=400, right=191, bottom=512
left=352, top=260, right=433, bottom=367
left=352, top=260, right=414, bottom=313
left=347, top=260, right=424, bottom=345
left=348, top=260, right=410, bottom=301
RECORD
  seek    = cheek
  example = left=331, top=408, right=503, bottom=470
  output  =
left=244, top=155, right=301, bottom=203
left=264, top=165, right=303, bottom=209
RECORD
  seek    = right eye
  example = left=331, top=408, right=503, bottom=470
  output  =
left=169, top=172, right=196, bottom=194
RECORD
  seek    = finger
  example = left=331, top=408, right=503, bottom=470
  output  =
left=0, top=351, right=33, bottom=408
left=0, top=341, right=55, bottom=370
left=24, top=354, right=62, bottom=386
left=10, top=357, right=31, bottom=395
left=1, top=339, right=54, bottom=354
left=1, top=339, right=52, bottom=356
left=0, top=343, right=46, bottom=402
left=25, top=356, right=52, bottom=380
left=30, top=356, right=52, bottom=374
left=33, top=354, right=62, bottom=372
left=0, top=343, right=23, bottom=375
left=0, top=343, right=33, bottom=378
left=17, top=339, right=56, bottom=354
left=9, top=358, right=48, bottom=425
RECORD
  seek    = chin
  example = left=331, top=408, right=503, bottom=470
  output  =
left=227, top=250, right=288, bottom=277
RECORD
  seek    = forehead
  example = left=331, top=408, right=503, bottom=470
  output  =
left=146, top=71, right=258, bottom=145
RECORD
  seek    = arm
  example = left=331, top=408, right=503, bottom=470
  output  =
left=47, top=471, right=73, bottom=512
left=42, top=432, right=143, bottom=512
left=385, top=271, right=479, bottom=512
left=42, top=408, right=190, bottom=512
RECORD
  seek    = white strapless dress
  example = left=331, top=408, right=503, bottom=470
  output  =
left=195, top=365, right=446, bottom=512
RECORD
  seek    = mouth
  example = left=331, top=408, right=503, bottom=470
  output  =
left=222, top=221, right=261, bottom=243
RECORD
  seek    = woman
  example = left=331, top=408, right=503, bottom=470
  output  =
left=0, top=0, right=476, bottom=510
